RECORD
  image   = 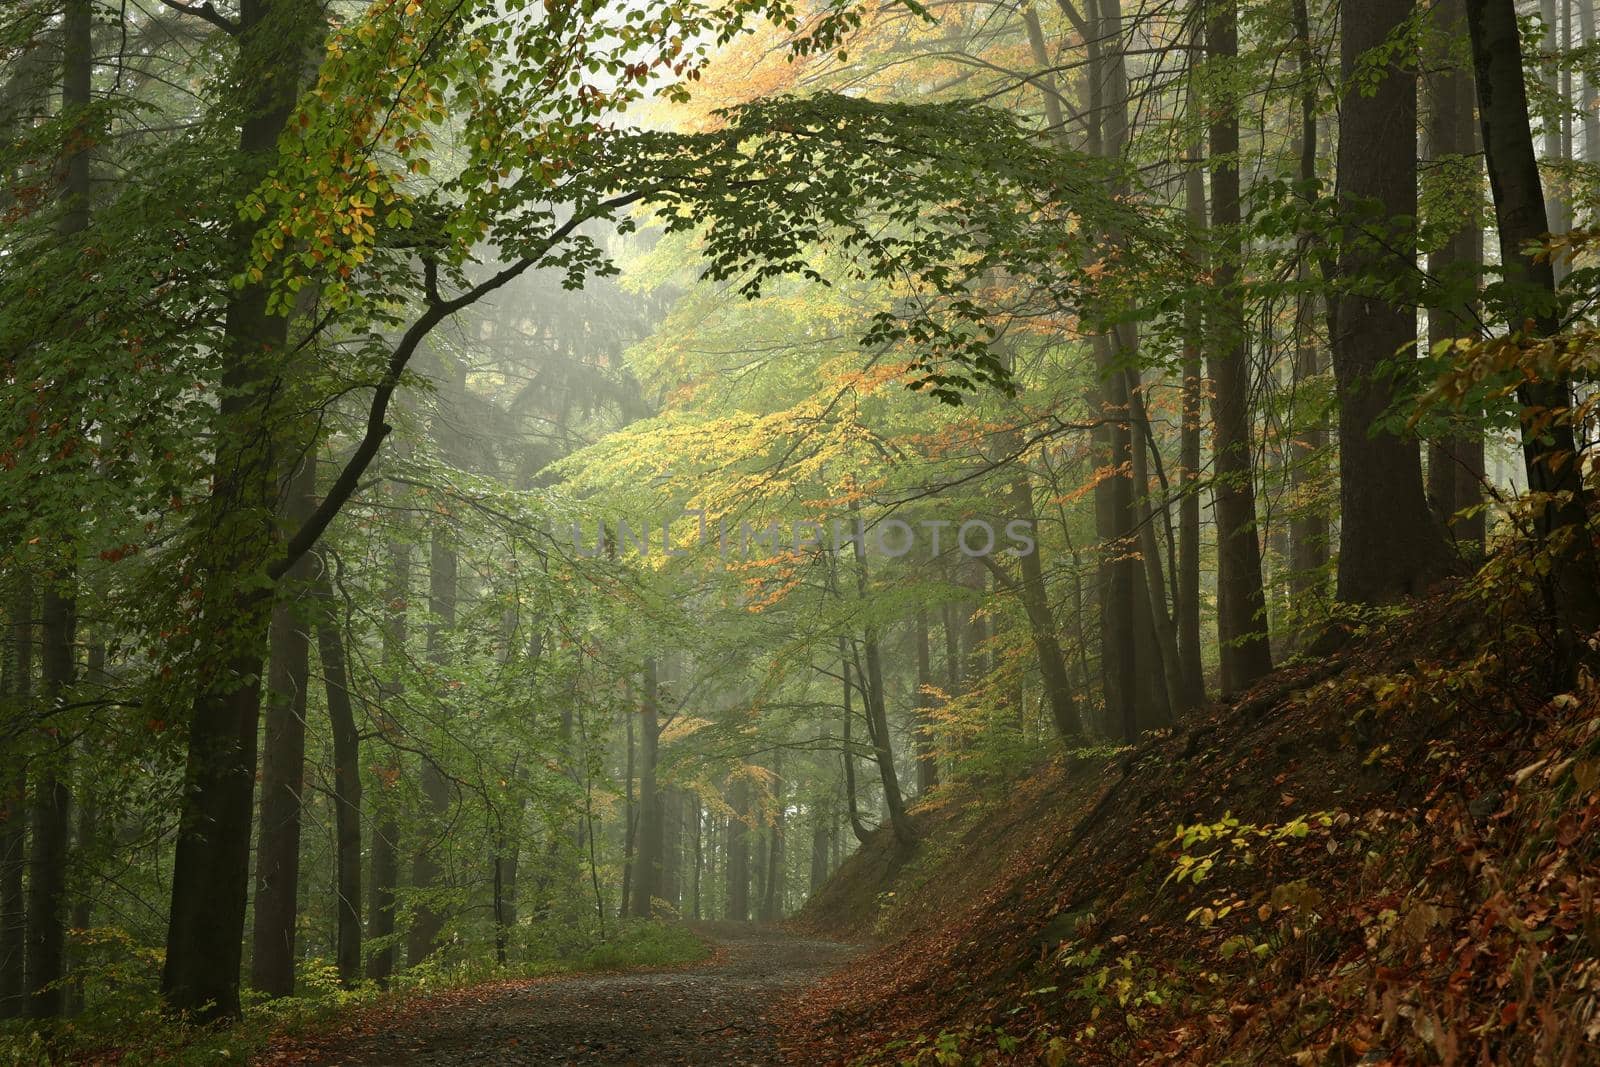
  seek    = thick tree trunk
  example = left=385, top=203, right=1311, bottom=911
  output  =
left=160, top=0, right=317, bottom=1021
left=808, top=797, right=830, bottom=894
left=1465, top=0, right=1600, bottom=657
left=1331, top=0, right=1449, bottom=606
left=250, top=453, right=316, bottom=997
left=1426, top=0, right=1487, bottom=555
left=313, top=566, right=362, bottom=988
left=1205, top=0, right=1273, bottom=690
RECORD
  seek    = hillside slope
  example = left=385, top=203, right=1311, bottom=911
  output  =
left=784, top=583, right=1600, bottom=1064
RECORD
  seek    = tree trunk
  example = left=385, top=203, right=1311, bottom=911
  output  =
left=760, top=752, right=784, bottom=921
left=619, top=694, right=635, bottom=918
left=1287, top=0, right=1331, bottom=615
left=1127, top=372, right=1192, bottom=713
left=627, top=659, right=661, bottom=918
left=1331, top=0, right=1449, bottom=606
left=1179, top=143, right=1207, bottom=700
left=313, top=565, right=362, bottom=988
left=1465, top=0, right=1600, bottom=657
left=848, top=518, right=910, bottom=844
left=808, top=797, right=830, bottom=894
left=409, top=467, right=459, bottom=963
left=250, top=453, right=316, bottom=997
left=725, top=777, right=749, bottom=921
left=838, top=642, right=871, bottom=844
left=160, top=0, right=317, bottom=1021
left=25, top=0, right=92, bottom=1020
left=0, top=577, right=29, bottom=1019
left=1425, top=0, right=1487, bottom=555
left=1580, top=0, right=1599, bottom=164
left=912, top=610, right=939, bottom=792
left=1205, top=0, right=1274, bottom=690
left=367, top=527, right=410, bottom=984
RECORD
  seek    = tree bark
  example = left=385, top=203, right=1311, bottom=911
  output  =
left=1425, top=0, right=1487, bottom=555
left=367, top=524, right=410, bottom=984
left=250, top=453, right=316, bottom=997
left=912, top=610, right=939, bottom=792
left=0, top=577, right=29, bottom=1019
left=160, top=0, right=318, bottom=1021
left=1465, top=0, right=1600, bottom=658
left=848, top=517, right=909, bottom=844
left=760, top=752, right=784, bottom=922
left=313, top=565, right=362, bottom=988
left=1205, top=0, right=1274, bottom=689
left=725, top=777, right=749, bottom=921
left=409, top=394, right=460, bottom=963
left=837, top=642, right=871, bottom=844
left=25, top=0, right=92, bottom=1020
left=1331, top=0, right=1449, bottom=607
left=1287, top=0, right=1331, bottom=615
left=627, top=659, right=661, bottom=918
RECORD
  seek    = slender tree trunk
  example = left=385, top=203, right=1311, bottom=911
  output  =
left=412, top=369, right=464, bottom=966
left=1541, top=0, right=1573, bottom=262
left=367, top=526, right=409, bottom=984
left=313, top=565, right=362, bottom=988
left=25, top=0, right=92, bottom=1020
left=250, top=453, right=316, bottom=997
left=848, top=518, right=909, bottom=844
left=0, top=578, right=30, bottom=1019
left=1465, top=0, right=1600, bottom=657
left=760, top=753, right=784, bottom=921
left=628, top=659, right=661, bottom=918
left=725, top=777, right=749, bottom=921
left=1127, top=373, right=1192, bottom=713
left=838, top=643, right=870, bottom=844
left=619, top=696, right=635, bottom=918
left=1287, top=0, right=1331, bottom=615
left=25, top=580, right=72, bottom=1022
left=1179, top=144, right=1206, bottom=700
left=1580, top=0, right=1599, bottom=165
left=912, top=610, right=939, bottom=792
left=691, top=795, right=702, bottom=920
left=1205, top=0, right=1273, bottom=690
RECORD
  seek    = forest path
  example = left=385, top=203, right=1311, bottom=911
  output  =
left=265, top=922, right=858, bottom=1066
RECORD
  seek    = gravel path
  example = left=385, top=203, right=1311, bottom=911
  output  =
left=265, top=923, right=858, bottom=1066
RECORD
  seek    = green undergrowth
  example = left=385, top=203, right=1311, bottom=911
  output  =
left=0, top=919, right=706, bottom=1066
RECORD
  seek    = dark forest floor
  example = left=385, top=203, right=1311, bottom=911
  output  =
left=258, top=923, right=858, bottom=1066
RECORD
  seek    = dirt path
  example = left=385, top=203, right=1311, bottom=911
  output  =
left=263, top=923, right=858, bottom=1066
